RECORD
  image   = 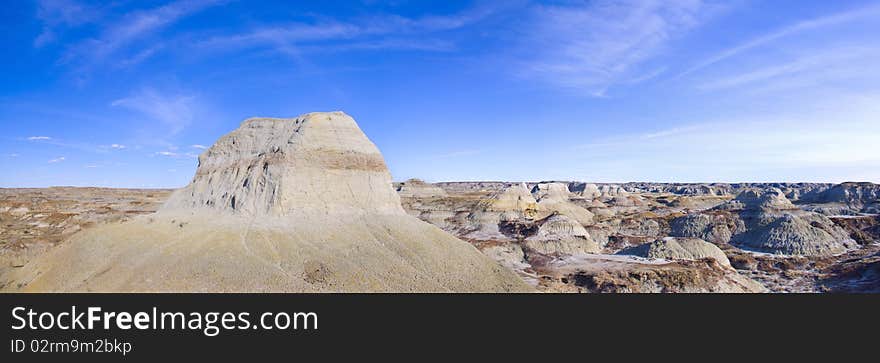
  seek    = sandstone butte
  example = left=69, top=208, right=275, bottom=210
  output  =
left=1, top=111, right=532, bottom=292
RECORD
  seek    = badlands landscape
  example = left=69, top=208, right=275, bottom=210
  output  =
left=0, top=112, right=527, bottom=292
left=398, top=180, right=880, bottom=292
left=1, top=112, right=878, bottom=293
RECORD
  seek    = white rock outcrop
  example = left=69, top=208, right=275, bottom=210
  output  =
left=486, top=183, right=541, bottom=220
left=396, top=179, right=448, bottom=198
left=618, top=237, right=731, bottom=267
left=570, top=183, right=601, bottom=199
left=163, top=113, right=405, bottom=216
left=718, top=188, right=797, bottom=211
left=531, top=183, right=595, bottom=226
left=461, top=183, right=541, bottom=240
left=523, top=214, right=601, bottom=255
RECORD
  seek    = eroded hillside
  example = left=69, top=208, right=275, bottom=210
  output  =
left=0, top=188, right=172, bottom=278
left=397, top=180, right=880, bottom=292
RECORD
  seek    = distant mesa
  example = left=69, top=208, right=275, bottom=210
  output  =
left=395, top=178, right=448, bottom=198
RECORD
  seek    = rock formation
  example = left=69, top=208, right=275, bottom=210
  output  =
left=523, top=214, right=602, bottom=255
left=569, top=183, right=601, bottom=199
left=482, top=243, right=530, bottom=272
left=485, top=183, right=541, bottom=220
left=618, top=237, right=731, bottom=267
left=531, top=183, right=595, bottom=226
left=1, top=112, right=530, bottom=292
left=670, top=212, right=740, bottom=244
left=541, top=253, right=765, bottom=293
left=456, top=183, right=542, bottom=240
left=162, top=113, right=404, bottom=216
left=717, top=188, right=797, bottom=211
left=800, top=182, right=880, bottom=213
left=714, top=188, right=857, bottom=256
left=831, top=215, right=880, bottom=245
left=614, top=217, right=662, bottom=238
left=734, top=213, right=856, bottom=256
left=396, top=179, right=448, bottom=198
left=599, top=185, right=629, bottom=199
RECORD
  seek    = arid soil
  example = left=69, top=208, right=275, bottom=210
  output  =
left=0, top=188, right=171, bottom=277
left=2, top=180, right=878, bottom=292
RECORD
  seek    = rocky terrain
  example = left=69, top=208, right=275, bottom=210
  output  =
left=3, top=179, right=878, bottom=292
left=1, top=122, right=878, bottom=292
left=2, top=182, right=878, bottom=293
left=399, top=180, right=880, bottom=292
left=0, top=188, right=171, bottom=278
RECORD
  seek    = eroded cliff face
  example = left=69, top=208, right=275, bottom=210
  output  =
left=709, top=188, right=858, bottom=256
left=163, top=112, right=405, bottom=217
left=1, top=112, right=530, bottom=293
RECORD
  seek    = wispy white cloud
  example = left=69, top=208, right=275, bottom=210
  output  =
left=154, top=150, right=199, bottom=159
left=573, top=122, right=718, bottom=150
left=638, top=124, right=713, bottom=140
left=679, top=3, right=880, bottom=77
left=62, top=0, right=224, bottom=69
left=299, top=38, right=457, bottom=53
left=112, top=88, right=198, bottom=136
left=520, top=0, right=714, bottom=96
left=698, top=46, right=880, bottom=92
left=623, top=66, right=668, bottom=85
left=374, top=6, right=500, bottom=32
left=22, top=134, right=134, bottom=154
left=437, top=149, right=481, bottom=158
left=198, top=22, right=361, bottom=50
left=196, top=5, right=494, bottom=57
left=191, top=144, right=207, bottom=149
left=48, top=156, right=66, bottom=163
left=84, top=164, right=99, bottom=168
left=33, top=0, right=99, bottom=47
left=118, top=44, right=165, bottom=68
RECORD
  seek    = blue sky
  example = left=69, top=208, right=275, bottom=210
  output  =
left=2, top=0, right=880, bottom=187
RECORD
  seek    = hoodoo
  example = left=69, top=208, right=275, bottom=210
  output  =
left=2, top=112, right=531, bottom=292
